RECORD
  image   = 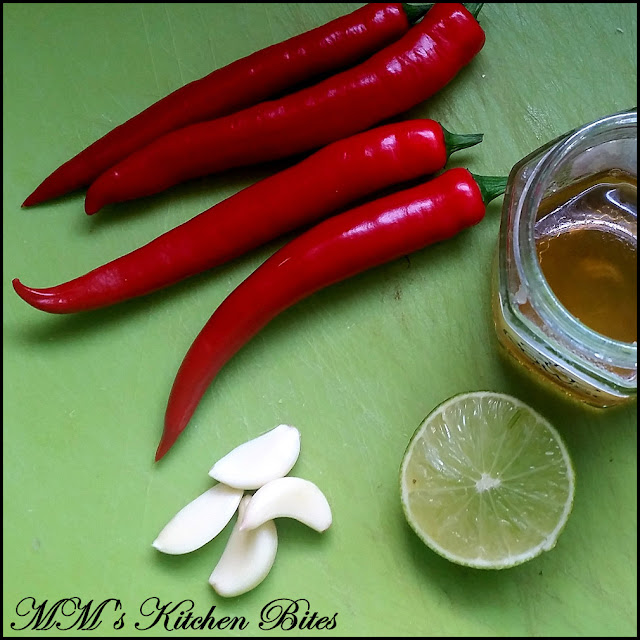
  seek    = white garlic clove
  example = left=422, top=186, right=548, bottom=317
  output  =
left=239, top=477, right=332, bottom=533
left=208, top=424, right=301, bottom=490
left=209, top=495, right=278, bottom=598
left=152, top=483, right=243, bottom=555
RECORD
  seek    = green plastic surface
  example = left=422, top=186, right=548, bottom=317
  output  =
left=3, top=3, right=637, bottom=637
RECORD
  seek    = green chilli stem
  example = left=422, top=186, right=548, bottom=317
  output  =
left=464, top=3, right=484, bottom=19
left=471, top=174, right=508, bottom=205
left=401, top=4, right=434, bottom=24
left=442, top=127, right=484, bottom=157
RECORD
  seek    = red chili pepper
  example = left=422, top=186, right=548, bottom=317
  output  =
left=84, top=3, right=486, bottom=215
left=13, top=120, right=482, bottom=314
left=22, top=3, right=433, bottom=208
left=156, top=168, right=507, bottom=460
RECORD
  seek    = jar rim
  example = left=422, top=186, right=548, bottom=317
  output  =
left=518, top=109, right=637, bottom=369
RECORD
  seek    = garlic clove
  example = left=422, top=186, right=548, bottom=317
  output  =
left=209, top=495, right=278, bottom=598
left=152, top=483, right=243, bottom=555
left=239, top=476, right=332, bottom=533
left=209, top=424, right=301, bottom=490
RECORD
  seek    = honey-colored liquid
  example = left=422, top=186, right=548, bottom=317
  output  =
left=535, top=171, right=637, bottom=344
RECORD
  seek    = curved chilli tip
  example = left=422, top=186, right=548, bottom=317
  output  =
left=12, top=279, right=60, bottom=312
left=84, top=189, right=103, bottom=215
left=22, top=192, right=42, bottom=208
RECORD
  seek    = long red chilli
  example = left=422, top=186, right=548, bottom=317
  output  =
left=23, top=3, right=430, bottom=207
left=13, top=120, right=482, bottom=314
left=156, top=168, right=507, bottom=460
left=85, top=3, right=485, bottom=214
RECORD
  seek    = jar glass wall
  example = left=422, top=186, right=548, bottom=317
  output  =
left=493, top=109, right=637, bottom=407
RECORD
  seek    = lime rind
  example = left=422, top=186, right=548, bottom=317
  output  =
left=400, top=392, right=576, bottom=570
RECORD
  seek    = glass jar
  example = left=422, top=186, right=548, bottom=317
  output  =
left=493, top=109, right=637, bottom=408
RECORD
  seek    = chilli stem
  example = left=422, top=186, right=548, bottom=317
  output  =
left=401, top=4, right=434, bottom=24
left=464, top=4, right=484, bottom=19
left=471, top=174, right=508, bottom=205
left=442, top=127, right=484, bottom=157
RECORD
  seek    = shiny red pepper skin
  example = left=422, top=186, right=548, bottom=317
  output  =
left=85, top=3, right=485, bottom=214
left=13, top=119, right=482, bottom=314
left=22, top=3, right=417, bottom=207
left=157, top=168, right=496, bottom=460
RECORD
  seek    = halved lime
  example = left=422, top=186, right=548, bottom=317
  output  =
left=400, top=392, right=575, bottom=569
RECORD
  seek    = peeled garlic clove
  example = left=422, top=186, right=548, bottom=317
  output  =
left=209, top=495, right=278, bottom=598
left=209, top=424, right=301, bottom=490
left=240, top=476, right=332, bottom=533
left=152, top=483, right=243, bottom=555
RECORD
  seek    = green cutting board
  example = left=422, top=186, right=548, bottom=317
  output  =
left=3, top=3, right=637, bottom=637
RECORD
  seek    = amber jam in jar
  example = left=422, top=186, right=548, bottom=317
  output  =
left=493, top=109, right=637, bottom=407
